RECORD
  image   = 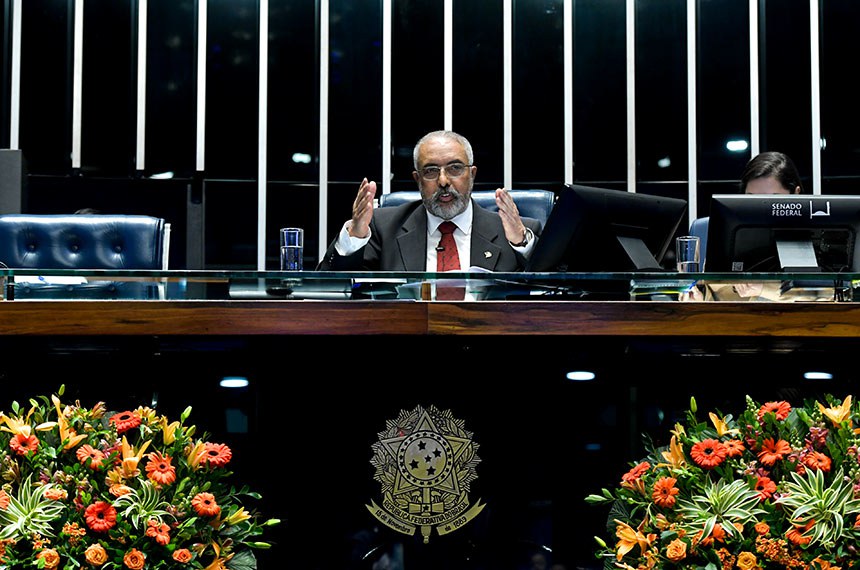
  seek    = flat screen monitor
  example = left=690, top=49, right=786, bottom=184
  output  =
left=525, top=184, right=688, bottom=272
left=705, top=194, right=860, bottom=272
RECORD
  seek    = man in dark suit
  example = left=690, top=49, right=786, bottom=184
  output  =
left=317, top=130, right=541, bottom=271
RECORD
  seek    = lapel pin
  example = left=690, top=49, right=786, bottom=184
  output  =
left=484, top=251, right=492, bottom=258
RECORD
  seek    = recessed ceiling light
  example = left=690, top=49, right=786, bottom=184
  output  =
left=566, top=371, right=596, bottom=381
left=220, top=376, right=249, bottom=388
left=803, top=371, right=833, bottom=380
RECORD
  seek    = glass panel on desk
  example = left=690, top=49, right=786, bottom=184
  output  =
left=0, top=269, right=857, bottom=302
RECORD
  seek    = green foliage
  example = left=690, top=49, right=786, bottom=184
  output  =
left=0, top=389, right=279, bottom=568
left=586, top=393, right=860, bottom=569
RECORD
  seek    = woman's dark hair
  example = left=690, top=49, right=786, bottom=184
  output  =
left=739, top=151, right=805, bottom=194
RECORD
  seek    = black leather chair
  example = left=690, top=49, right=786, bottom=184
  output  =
left=0, top=214, right=171, bottom=299
left=376, top=189, right=556, bottom=227
left=0, top=214, right=170, bottom=270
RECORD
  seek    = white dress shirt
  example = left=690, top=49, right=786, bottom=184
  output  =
left=335, top=200, right=534, bottom=271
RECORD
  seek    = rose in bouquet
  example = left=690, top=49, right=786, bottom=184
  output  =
left=0, top=386, right=278, bottom=569
left=586, top=393, right=860, bottom=569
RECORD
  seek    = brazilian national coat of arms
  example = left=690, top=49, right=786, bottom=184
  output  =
left=366, top=405, right=485, bottom=544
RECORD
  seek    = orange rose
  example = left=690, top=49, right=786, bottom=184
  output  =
left=123, top=548, right=145, bottom=570
left=754, top=521, right=770, bottom=535
left=665, top=538, right=687, bottom=562
left=737, top=551, right=757, bottom=570
left=172, top=548, right=194, bottom=563
left=85, top=544, right=108, bottom=566
left=43, top=487, right=67, bottom=501
left=36, top=549, right=60, bottom=569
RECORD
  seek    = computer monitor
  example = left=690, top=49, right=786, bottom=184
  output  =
left=705, top=194, right=860, bottom=272
left=525, top=184, right=688, bottom=272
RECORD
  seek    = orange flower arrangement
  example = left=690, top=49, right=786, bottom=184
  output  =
left=587, top=394, right=860, bottom=569
left=0, top=386, right=279, bottom=569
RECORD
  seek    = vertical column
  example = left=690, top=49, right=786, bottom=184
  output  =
left=686, top=0, right=697, bottom=229
left=381, top=0, right=391, bottom=196
left=749, top=0, right=759, bottom=157
left=809, top=0, right=821, bottom=195
left=318, top=0, right=330, bottom=261
left=72, top=0, right=84, bottom=169
left=625, top=0, right=635, bottom=192
left=257, top=0, right=268, bottom=270
left=502, top=0, right=512, bottom=190
left=195, top=0, right=207, bottom=172
left=564, top=0, right=573, bottom=185
left=136, top=0, right=147, bottom=172
left=9, top=0, right=20, bottom=149
left=444, top=0, right=452, bottom=130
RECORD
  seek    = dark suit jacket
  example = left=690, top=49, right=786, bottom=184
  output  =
left=317, top=200, right=542, bottom=271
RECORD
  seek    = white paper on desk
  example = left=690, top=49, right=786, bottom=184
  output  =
left=16, top=276, right=88, bottom=285
left=353, top=277, right=408, bottom=283
left=775, top=240, right=818, bottom=269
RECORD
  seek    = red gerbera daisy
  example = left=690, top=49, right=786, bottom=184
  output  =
left=109, top=411, right=141, bottom=434
left=754, top=475, right=777, bottom=501
left=758, top=401, right=791, bottom=421
left=199, top=442, right=232, bottom=467
left=652, top=477, right=679, bottom=508
left=145, top=451, right=177, bottom=485
left=9, top=433, right=39, bottom=455
left=76, top=444, right=106, bottom=470
left=145, top=519, right=171, bottom=545
left=85, top=501, right=117, bottom=532
left=723, top=440, right=745, bottom=458
left=758, top=438, right=792, bottom=466
left=621, top=461, right=650, bottom=483
left=690, top=439, right=727, bottom=468
left=801, top=450, right=832, bottom=472
left=191, top=492, right=220, bottom=517
left=786, top=520, right=814, bottom=545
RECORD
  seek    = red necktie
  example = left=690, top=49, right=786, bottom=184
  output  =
left=436, top=221, right=464, bottom=300
left=436, top=221, right=461, bottom=271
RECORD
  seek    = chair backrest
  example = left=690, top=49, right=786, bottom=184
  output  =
left=377, top=189, right=556, bottom=227
left=0, top=214, right=170, bottom=270
left=689, top=216, right=709, bottom=269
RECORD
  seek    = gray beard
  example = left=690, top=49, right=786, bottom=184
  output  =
left=423, top=188, right=469, bottom=220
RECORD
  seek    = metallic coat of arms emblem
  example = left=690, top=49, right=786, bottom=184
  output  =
left=366, top=405, right=485, bottom=543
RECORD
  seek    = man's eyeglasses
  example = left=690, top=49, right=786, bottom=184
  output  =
left=418, top=163, right=472, bottom=181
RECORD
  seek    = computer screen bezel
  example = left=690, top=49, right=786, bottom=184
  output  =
left=705, top=194, right=860, bottom=272
left=525, top=184, right=689, bottom=272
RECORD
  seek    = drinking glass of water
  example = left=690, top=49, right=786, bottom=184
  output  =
left=280, top=227, right=304, bottom=271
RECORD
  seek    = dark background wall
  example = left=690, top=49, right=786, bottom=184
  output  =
left=2, top=0, right=859, bottom=270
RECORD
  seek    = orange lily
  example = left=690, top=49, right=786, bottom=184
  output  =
left=614, top=518, right=655, bottom=560
left=657, top=435, right=687, bottom=469
left=120, top=435, right=152, bottom=479
left=0, top=404, right=56, bottom=438
left=669, top=422, right=686, bottom=439
left=51, top=395, right=87, bottom=450
left=819, top=395, right=852, bottom=427
left=222, top=507, right=252, bottom=526
left=709, top=412, right=739, bottom=437
left=186, top=440, right=206, bottom=469
left=201, top=542, right=234, bottom=570
left=160, top=416, right=181, bottom=445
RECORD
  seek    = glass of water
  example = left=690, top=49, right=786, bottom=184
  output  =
left=280, top=227, right=304, bottom=271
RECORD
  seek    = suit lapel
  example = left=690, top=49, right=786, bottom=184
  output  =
left=470, top=206, right=504, bottom=271
left=395, top=208, right=428, bottom=271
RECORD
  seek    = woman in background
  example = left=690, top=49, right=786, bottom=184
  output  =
left=740, top=151, right=805, bottom=195
left=688, top=151, right=807, bottom=301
